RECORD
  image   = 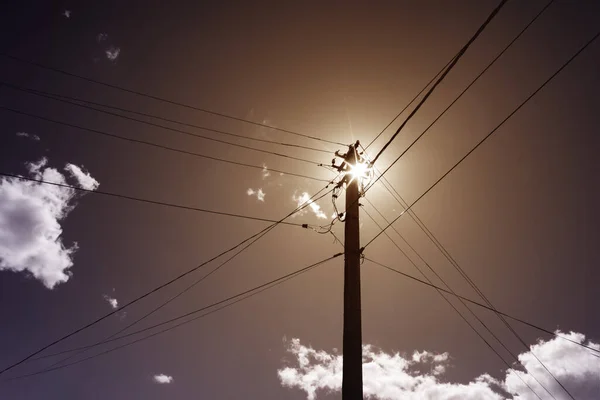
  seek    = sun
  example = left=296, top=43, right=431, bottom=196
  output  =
left=347, top=161, right=371, bottom=183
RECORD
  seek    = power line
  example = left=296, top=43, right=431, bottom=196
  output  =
left=362, top=0, right=556, bottom=242
left=363, top=29, right=600, bottom=249
left=29, top=184, right=341, bottom=364
left=362, top=29, right=599, bottom=399
left=2, top=81, right=332, bottom=158
left=370, top=0, right=509, bottom=165
left=0, top=107, right=330, bottom=181
left=0, top=54, right=346, bottom=147
left=0, top=106, right=324, bottom=168
left=367, top=0, right=557, bottom=196
left=365, top=258, right=600, bottom=356
left=362, top=203, right=548, bottom=399
left=0, top=172, right=321, bottom=227
left=22, top=84, right=332, bottom=153
left=362, top=4, right=559, bottom=389
left=4, top=253, right=342, bottom=381
left=0, top=178, right=337, bottom=376
left=366, top=166, right=559, bottom=398
left=33, top=221, right=278, bottom=364
left=369, top=162, right=565, bottom=399
left=35, top=170, right=341, bottom=370
left=352, top=0, right=555, bottom=262
left=364, top=57, right=453, bottom=150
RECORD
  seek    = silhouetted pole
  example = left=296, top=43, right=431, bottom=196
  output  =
left=342, top=141, right=363, bottom=400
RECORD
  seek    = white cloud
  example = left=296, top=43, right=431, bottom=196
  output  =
left=62, top=10, right=71, bottom=18
left=0, top=158, right=99, bottom=288
left=64, top=164, right=99, bottom=190
left=16, top=132, right=40, bottom=141
left=247, top=188, right=265, bottom=202
left=105, top=46, right=121, bottom=61
left=504, top=331, right=600, bottom=400
left=278, top=332, right=600, bottom=400
left=262, top=164, right=270, bottom=179
left=97, top=33, right=108, bottom=42
left=103, top=294, right=118, bottom=309
left=292, top=192, right=327, bottom=219
left=153, top=374, right=174, bottom=384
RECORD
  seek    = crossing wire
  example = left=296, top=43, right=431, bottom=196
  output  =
left=365, top=257, right=600, bottom=356
left=362, top=203, right=548, bottom=399
left=363, top=29, right=600, bottom=249
left=363, top=0, right=556, bottom=244
left=363, top=28, right=600, bottom=400
left=364, top=56, right=453, bottom=150
left=3, top=253, right=342, bottom=382
left=26, top=172, right=341, bottom=371
left=370, top=0, right=509, bottom=165
left=2, top=80, right=332, bottom=155
left=0, top=178, right=338, bottom=376
left=0, top=53, right=346, bottom=147
left=360, top=4, right=563, bottom=396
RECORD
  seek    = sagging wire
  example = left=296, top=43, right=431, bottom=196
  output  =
left=301, top=217, right=343, bottom=248
left=332, top=184, right=345, bottom=222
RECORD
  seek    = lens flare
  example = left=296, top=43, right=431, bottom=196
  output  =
left=347, top=161, right=371, bottom=183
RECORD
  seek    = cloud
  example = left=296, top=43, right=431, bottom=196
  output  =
left=105, top=46, right=121, bottom=61
left=16, top=132, right=40, bottom=141
left=278, top=332, right=600, bottom=400
left=153, top=374, right=174, bottom=384
left=247, top=188, right=265, bottom=202
left=103, top=294, right=118, bottom=309
left=262, top=164, right=270, bottom=179
left=292, top=192, right=327, bottom=219
left=0, top=158, right=99, bottom=288
left=504, top=331, right=600, bottom=399
left=97, top=33, right=108, bottom=42
left=62, top=10, right=71, bottom=18
left=64, top=164, right=99, bottom=190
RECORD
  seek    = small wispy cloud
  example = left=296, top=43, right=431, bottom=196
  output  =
left=262, top=164, right=270, bottom=179
left=16, top=132, right=40, bottom=141
left=105, top=46, right=121, bottom=62
left=64, top=164, right=99, bottom=190
left=97, top=33, right=108, bottom=43
left=62, top=10, right=72, bottom=18
left=292, top=192, right=327, bottom=219
left=102, top=294, right=118, bottom=309
left=153, top=374, right=174, bottom=384
left=247, top=188, right=266, bottom=202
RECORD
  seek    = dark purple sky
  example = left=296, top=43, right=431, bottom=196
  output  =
left=1, top=1, right=599, bottom=399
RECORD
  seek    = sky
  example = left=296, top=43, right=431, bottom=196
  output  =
left=1, top=1, right=599, bottom=399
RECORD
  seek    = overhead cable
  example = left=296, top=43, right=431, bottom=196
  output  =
left=370, top=0, right=509, bottom=165
left=4, top=254, right=342, bottom=381
left=362, top=203, right=547, bottom=399
left=0, top=53, right=345, bottom=147
left=0, top=179, right=338, bottom=375
left=366, top=258, right=600, bottom=356
left=2, top=81, right=332, bottom=157
left=0, top=106, right=324, bottom=167
left=363, top=29, right=600, bottom=249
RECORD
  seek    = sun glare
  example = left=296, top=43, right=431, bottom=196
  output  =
left=347, top=161, right=371, bottom=182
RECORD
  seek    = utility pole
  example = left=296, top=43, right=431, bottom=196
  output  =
left=335, top=141, right=363, bottom=400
